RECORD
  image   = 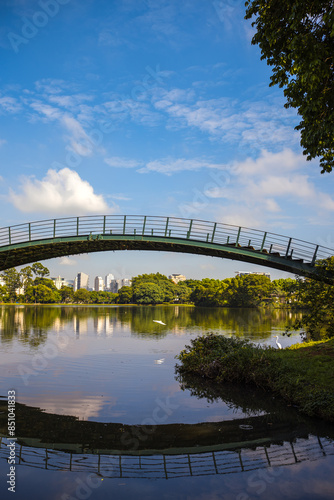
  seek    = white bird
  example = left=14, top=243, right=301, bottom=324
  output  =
left=153, top=320, right=166, bottom=325
left=274, top=336, right=282, bottom=349
left=154, top=358, right=165, bottom=364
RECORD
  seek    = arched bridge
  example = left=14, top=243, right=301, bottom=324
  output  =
left=0, top=215, right=333, bottom=280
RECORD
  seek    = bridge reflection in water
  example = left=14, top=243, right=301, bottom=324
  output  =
left=0, top=434, right=333, bottom=479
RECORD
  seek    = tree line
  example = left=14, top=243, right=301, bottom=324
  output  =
left=2, top=258, right=334, bottom=340
left=0, top=264, right=300, bottom=307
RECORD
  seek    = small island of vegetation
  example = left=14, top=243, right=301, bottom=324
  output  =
left=176, top=258, right=334, bottom=423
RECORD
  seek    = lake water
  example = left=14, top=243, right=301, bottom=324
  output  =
left=0, top=305, right=333, bottom=499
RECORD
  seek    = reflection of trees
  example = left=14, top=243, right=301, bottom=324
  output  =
left=1, top=399, right=332, bottom=455
left=127, top=306, right=304, bottom=339
left=0, top=305, right=304, bottom=345
left=0, top=306, right=59, bottom=348
left=175, top=371, right=305, bottom=422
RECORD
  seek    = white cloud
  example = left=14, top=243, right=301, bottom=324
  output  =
left=29, top=101, right=62, bottom=121
left=178, top=148, right=334, bottom=230
left=105, top=156, right=228, bottom=175
left=138, top=158, right=228, bottom=175
left=0, top=96, right=22, bottom=113
left=233, top=148, right=303, bottom=176
left=29, top=101, right=95, bottom=156
left=152, top=90, right=299, bottom=150
left=105, top=157, right=143, bottom=169
left=58, top=256, right=77, bottom=266
left=109, top=193, right=132, bottom=201
left=9, top=168, right=115, bottom=215
left=61, top=114, right=94, bottom=156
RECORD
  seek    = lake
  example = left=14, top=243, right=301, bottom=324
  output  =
left=0, top=305, right=333, bottom=499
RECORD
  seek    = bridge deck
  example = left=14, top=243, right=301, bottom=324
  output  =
left=0, top=215, right=333, bottom=279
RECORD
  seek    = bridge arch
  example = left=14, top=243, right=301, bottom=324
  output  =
left=0, top=215, right=333, bottom=280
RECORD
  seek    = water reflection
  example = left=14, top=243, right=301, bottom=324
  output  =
left=0, top=305, right=303, bottom=345
left=0, top=306, right=333, bottom=499
left=1, top=398, right=333, bottom=473
left=1, top=435, right=333, bottom=480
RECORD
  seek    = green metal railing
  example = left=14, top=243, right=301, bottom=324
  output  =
left=0, top=215, right=332, bottom=265
left=0, top=435, right=332, bottom=479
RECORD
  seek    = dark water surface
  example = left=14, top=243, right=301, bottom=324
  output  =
left=0, top=305, right=333, bottom=499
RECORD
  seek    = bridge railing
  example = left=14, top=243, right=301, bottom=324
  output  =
left=1, top=435, right=333, bottom=478
left=0, top=215, right=333, bottom=266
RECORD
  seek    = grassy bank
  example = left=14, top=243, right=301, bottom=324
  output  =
left=176, top=334, right=334, bottom=422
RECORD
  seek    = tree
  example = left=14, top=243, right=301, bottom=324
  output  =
left=159, top=280, right=177, bottom=303
left=226, top=275, right=273, bottom=307
left=1, top=268, right=21, bottom=302
left=20, top=266, right=34, bottom=292
left=117, top=286, right=133, bottom=304
left=175, top=282, right=192, bottom=303
left=0, top=285, right=8, bottom=302
left=90, top=291, right=117, bottom=304
left=73, top=288, right=91, bottom=304
left=133, top=282, right=164, bottom=305
left=245, top=0, right=334, bottom=172
left=291, top=257, right=334, bottom=340
left=25, top=284, right=60, bottom=304
left=31, top=262, right=50, bottom=278
left=131, top=272, right=177, bottom=303
left=60, top=286, right=74, bottom=303
left=190, top=279, right=227, bottom=307
left=272, top=278, right=299, bottom=305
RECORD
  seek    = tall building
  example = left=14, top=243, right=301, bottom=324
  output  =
left=76, top=272, right=89, bottom=290
left=121, top=278, right=132, bottom=287
left=51, top=276, right=74, bottom=290
left=94, top=276, right=104, bottom=291
left=169, top=274, right=186, bottom=284
left=109, top=279, right=119, bottom=293
left=105, top=273, right=115, bottom=291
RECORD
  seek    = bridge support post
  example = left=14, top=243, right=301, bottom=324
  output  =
left=260, top=232, right=267, bottom=251
left=211, top=223, right=217, bottom=243
left=311, top=245, right=319, bottom=266
left=187, top=219, right=193, bottom=239
left=165, top=217, right=169, bottom=237
left=285, top=238, right=292, bottom=258
left=235, top=227, right=241, bottom=246
left=123, top=215, right=126, bottom=235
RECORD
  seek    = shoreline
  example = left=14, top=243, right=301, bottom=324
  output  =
left=176, top=334, right=334, bottom=422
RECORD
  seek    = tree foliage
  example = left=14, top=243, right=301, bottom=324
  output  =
left=133, top=282, right=165, bottom=304
left=245, top=0, right=334, bottom=172
left=291, top=257, right=334, bottom=340
left=1, top=268, right=21, bottom=302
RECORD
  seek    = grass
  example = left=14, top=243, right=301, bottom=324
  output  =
left=175, top=334, right=334, bottom=422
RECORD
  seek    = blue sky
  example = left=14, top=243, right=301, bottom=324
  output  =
left=1, top=0, right=334, bottom=282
